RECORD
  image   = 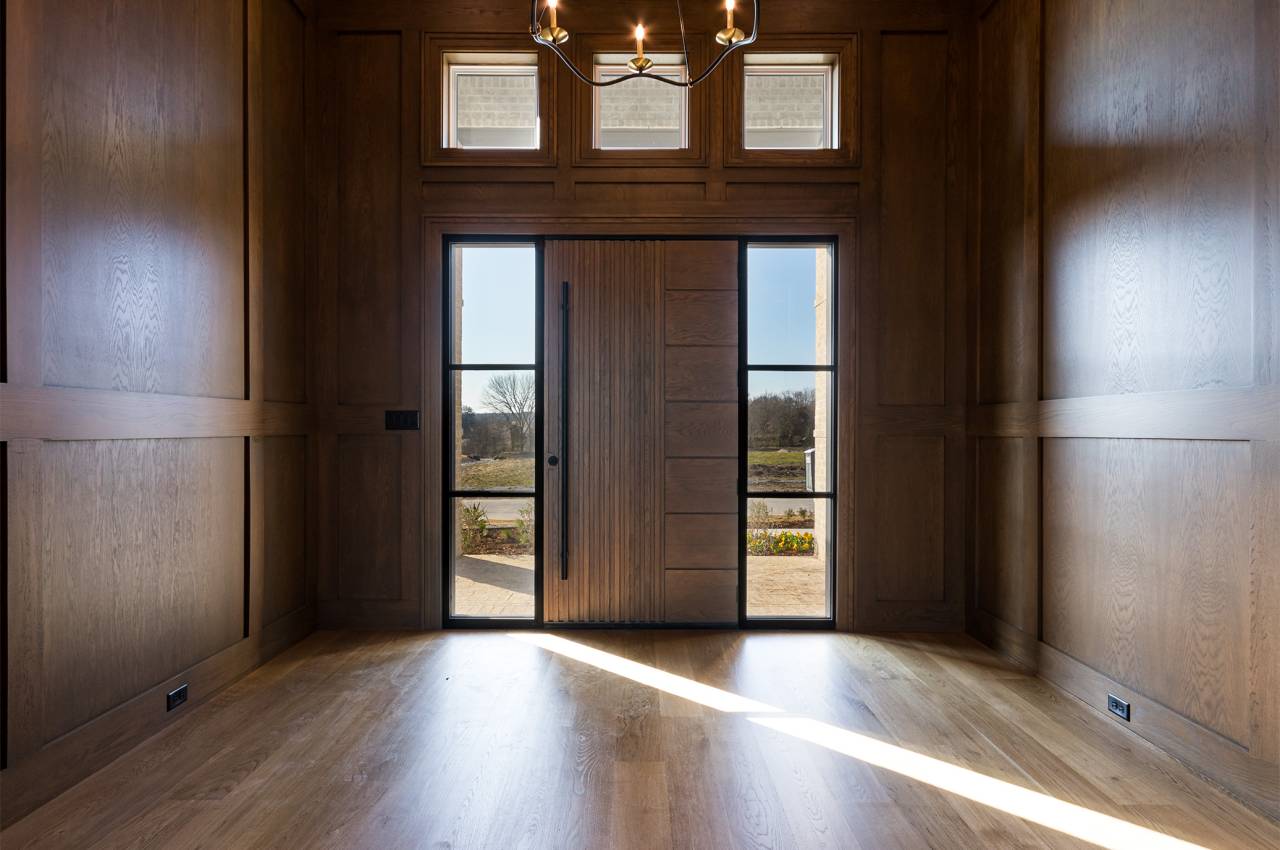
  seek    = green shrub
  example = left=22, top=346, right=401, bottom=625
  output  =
left=459, top=502, right=488, bottom=553
left=746, top=529, right=815, bottom=556
left=515, top=505, right=534, bottom=553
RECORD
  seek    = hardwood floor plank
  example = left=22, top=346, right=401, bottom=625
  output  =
left=4, top=631, right=1277, bottom=850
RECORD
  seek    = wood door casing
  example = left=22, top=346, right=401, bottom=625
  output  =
left=543, top=241, right=666, bottom=623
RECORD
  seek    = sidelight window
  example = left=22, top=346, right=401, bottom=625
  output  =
left=446, top=242, right=541, bottom=622
left=744, top=243, right=836, bottom=621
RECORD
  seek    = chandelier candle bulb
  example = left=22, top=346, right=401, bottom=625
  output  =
left=531, top=0, right=756, bottom=87
left=627, top=23, right=653, bottom=72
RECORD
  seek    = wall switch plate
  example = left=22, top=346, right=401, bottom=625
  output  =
left=167, top=684, right=189, bottom=712
left=1106, top=693, right=1130, bottom=722
left=385, top=410, right=420, bottom=431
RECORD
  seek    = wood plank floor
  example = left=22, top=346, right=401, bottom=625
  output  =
left=4, top=630, right=1277, bottom=849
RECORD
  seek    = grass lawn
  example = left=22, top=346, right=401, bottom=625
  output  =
left=458, top=457, right=534, bottom=490
left=748, top=449, right=805, bottom=468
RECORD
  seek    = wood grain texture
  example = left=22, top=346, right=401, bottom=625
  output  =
left=337, top=434, right=402, bottom=601
left=263, top=435, right=308, bottom=626
left=664, top=291, right=738, bottom=346
left=1042, top=438, right=1252, bottom=746
left=873, top=435, right=946, bottom=602
left=544, top=241, right=665, bottom=623
left=974, top=437, right=1029, bottom=632
left=38, top=439, right=245, bottom=743
left=664, top=347, right=737, bottom=402
left=335, top=31, right=401, bottom=405
left=878, top=32, right=948, bottom=407
left=663, top=241, right=739, bottom=290
left=262, top=0, right=308, bottom=403
left=664, top=514, right=738, bottom=569
left=664, top=459, right=738, bottom=515
left=6, top=630, right=1279, bottom=848
left=977, top=0, right=1039, bottom=405
left=663, top=571, right=737, bottom=623
left=36, top=0, right=245, bottom=398
left=1042, top=0, right=1256, bottom=399
left=663, top=402, right=737, bottom=458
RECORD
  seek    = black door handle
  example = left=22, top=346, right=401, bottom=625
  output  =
left=560, top=281, right=570, bottom=581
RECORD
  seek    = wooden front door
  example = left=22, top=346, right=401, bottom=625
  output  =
left=543, top=240, right=740, bottom=624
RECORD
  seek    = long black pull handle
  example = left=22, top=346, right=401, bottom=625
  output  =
left=559, top=281, right=570, bottom=580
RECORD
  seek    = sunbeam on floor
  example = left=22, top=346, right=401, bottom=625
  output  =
left=513, top=633, right=1207, bottom=850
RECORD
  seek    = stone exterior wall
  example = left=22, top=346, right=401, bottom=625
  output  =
left=455, top=73, right=536, bottom=128
left=598, top=75, right=683, bottom=129
left=744, top=73, right=825, bottom=129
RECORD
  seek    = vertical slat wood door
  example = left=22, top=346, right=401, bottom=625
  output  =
left=544, top=240, right=742, bottom=624
left=544, top=241, right=666, bottom=623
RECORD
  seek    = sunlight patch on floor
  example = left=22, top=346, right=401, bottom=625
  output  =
left=511, top=632, right=1207, bottom=850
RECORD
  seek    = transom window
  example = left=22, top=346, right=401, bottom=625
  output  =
left=593, top=54, right=689, bottom=150
left=444, top=52, right=539, bottom=149
left=743, top=53, right=838, bottom=150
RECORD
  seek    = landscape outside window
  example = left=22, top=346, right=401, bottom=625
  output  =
left=746, top=244, right=834, bottom=619
left=449, top=244, right=538, bottom=619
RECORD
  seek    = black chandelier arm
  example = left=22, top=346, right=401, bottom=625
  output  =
left=530, top=0, right=759, bottom=89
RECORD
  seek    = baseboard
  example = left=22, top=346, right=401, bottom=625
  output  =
left=1038, top=641, right=1279, bottom=820
left=0, top=606, right=314, bottom=828
left=969, top=609, right=1038, bottom=671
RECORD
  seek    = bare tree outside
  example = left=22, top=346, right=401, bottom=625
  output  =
left=482, top=371, right=536, bottom=453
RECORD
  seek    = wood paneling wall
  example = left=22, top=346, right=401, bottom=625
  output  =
left=315, top=0, right=972, bottom=632
left=2, top=0, right=316, bottom=825
left=970, top=0, right=1280, bottom=817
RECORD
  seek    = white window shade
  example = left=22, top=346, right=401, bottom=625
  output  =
left=743, top=55, right=838, bottom=150
left=444, top=53, right=539, bottom=150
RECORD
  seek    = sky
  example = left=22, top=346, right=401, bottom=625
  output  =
left=452, top=243, right=832, bottom=409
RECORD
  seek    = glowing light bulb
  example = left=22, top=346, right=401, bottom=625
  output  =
left=634, top=24, right=645, bottom=59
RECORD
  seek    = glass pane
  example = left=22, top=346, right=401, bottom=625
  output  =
left=452, top=496, right=535, bottom=619
left=744, top=71, right=831, bottom=149
left=451, top=68, right=538, bottom=149
left=746, top=496, right=831, bottom=618
left=748, top=372, right=832, bottom=493
left=452, top=244, right=536, bottom=364
left=747, top=244, right=834, bottom=365
left=454, top=370, right=536, bottom=491
left=595, top=66, right=687, bottom=150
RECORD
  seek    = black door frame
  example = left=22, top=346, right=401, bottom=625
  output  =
left=441, top=234, right=838, bottom=629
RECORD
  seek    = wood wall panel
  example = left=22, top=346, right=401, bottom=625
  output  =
left=4, top=0, right=315, bottom=824
left=263, top=435, right=308, bottom=626
left=873, top=435, right=946, bottom=602
left=878, top=32, right=948, bottom=407
left=262, top=0, right=308, bottom=403
left=335, top=32, right=401, bottom=405
left=664, top=459, right=738, bottom=516
left=962, top=0, right=1280, bottom=817
left=977, top=0, right=1038, bottom=405
left=973, top=436, right=1029, bottom=632
left=337, top=434, right=402, bottom=601
left=1042, top=0, right=1256, bottom=399
left=543, top=241, right=665, bottom=623
left=35, top=0, right=245, bottom=399
left=39, top=438, right=245, bottom=742
left=663, top=241, right=739, bottom=291
left=1043, top=437, right=1252, bottom=746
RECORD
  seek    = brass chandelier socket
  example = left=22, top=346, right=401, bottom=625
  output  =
left=538, top=25, right=569, bottom=44
left=716, top=26, right=746, bottom=45
left=627, top=55, right=654, bottom=72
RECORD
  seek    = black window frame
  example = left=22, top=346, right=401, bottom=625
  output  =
left=442, top=235, right=545, bottom=628
left=739, top=238, right=838, bottom=629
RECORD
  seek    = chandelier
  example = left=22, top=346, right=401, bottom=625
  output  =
left=530, top=0, right=759, bottom=87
